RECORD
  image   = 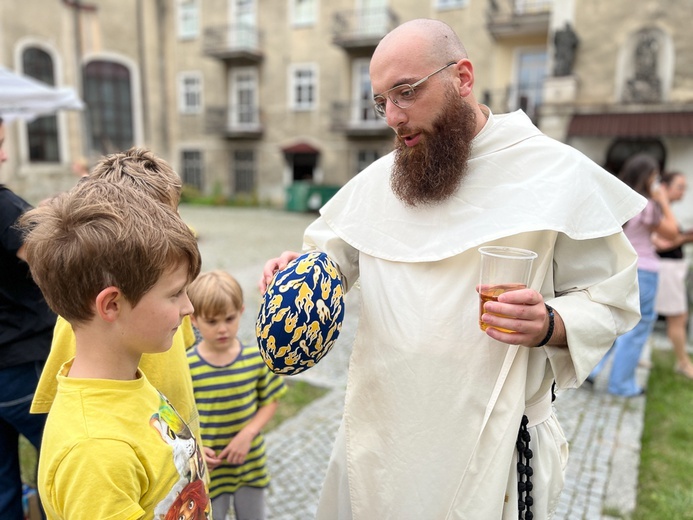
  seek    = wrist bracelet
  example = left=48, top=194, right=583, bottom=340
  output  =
left=535, top=304, right=554, bottom=347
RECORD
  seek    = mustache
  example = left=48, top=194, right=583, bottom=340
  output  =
left=396, top=126, right=417, bottom=139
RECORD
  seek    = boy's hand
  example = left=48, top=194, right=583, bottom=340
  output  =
left=259, top=251, right=301, bottom=293
left=203, top=446, right=222, bottom=471
left=219, top=429, right=255, bottom=465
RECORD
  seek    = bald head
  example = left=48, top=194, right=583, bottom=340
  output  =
left=374, top=19, right=468, bottom=65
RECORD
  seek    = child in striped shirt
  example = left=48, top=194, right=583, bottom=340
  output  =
left=187, top=270, right=286, bottom=520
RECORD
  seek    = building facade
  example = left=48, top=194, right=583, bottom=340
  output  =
left=1, top=0, right=692, bottom=225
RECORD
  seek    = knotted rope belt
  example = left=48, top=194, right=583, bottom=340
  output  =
left=517, top=382, right=556, bottom=520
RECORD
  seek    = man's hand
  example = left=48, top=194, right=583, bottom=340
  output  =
left=480, top=288, right=565, bottom=347
left=258, top=251, right=300, bottom=293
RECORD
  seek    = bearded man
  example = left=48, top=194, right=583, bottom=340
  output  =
left=260, top=19, right=645, bottom=520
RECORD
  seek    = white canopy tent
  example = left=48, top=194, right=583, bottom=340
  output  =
left=0, top=66, right=84, bottom=123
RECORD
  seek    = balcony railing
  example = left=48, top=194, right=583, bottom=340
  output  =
left=486, top=0, right=552, bottom=39
left=332, top=8, right=400, bottom=52
left=203, top=24, right=263, bottom=63
left=206, top=106, right=263, bottom=139
left=331, top=100, right=392, bottom=137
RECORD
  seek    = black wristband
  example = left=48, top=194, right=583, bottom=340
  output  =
left=535, top=304, right=554, bottom=347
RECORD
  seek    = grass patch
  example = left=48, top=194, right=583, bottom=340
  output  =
left=265, top=379, right=330, bottom=432
left=635, top=348, right=693, bottom=519
left=20, top=435, right=38, bottom=488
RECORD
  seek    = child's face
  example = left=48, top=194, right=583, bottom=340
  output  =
left=192, top=304, right=244, bottom=352
left=120, top=261, right=194, bottom=354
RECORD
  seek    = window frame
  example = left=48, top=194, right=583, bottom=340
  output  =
left=178, top=71, right=203, bottom=115
left=290, top=0, right=317, bottom=27
left=177, top=0, right=199, bottom=40
left=289, top=63, right=318, bottom=111
left=181, top=149, right=204, bottom=191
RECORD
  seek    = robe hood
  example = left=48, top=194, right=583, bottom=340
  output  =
left=320, top=110, right=647, bottom=262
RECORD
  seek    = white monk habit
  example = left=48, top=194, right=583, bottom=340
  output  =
left=303, top=110, right=646, bottom=519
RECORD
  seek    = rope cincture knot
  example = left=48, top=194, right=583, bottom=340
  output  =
left=518, top=382, right=556, bottom=519
left=517, top=414, right=534, bottom=519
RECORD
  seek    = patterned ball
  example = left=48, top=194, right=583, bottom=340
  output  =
left=256, top=251, right=345, bottom=375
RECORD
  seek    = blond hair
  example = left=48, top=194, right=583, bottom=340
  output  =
left=187, top=270, right=244, bottom=318
left=19, top=179, right=201, bottom=323
left=89, top=147, right=182, bottom=210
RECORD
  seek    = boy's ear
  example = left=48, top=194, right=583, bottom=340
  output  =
left=95, top=286, right=123, bottom=322
left=190, top=315, right=199, bottom=328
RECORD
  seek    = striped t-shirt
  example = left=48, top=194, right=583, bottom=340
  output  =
left=187, top=341, right=286, bottom=498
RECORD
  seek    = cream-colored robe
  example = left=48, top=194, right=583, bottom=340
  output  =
left=304, top=110, right=646, bottom=519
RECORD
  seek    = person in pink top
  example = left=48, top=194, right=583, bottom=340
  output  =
left=589, top=153, right=678, bottom=396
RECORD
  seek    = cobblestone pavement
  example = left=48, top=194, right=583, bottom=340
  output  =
left=181, top=204, right=651, bottom=520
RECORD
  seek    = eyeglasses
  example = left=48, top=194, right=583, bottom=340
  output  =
left=372, top=61, right=457, bottom=118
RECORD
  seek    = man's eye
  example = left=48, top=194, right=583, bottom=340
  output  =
left=398, top=87, right=415, bottom=100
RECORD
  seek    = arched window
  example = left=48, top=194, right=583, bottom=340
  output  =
left=22, top=47, right=59, bottom=162
left=83, top=61, right=134, bottom=154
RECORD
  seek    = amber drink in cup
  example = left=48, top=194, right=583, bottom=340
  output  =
left=478, top=246, right=537, bottom=333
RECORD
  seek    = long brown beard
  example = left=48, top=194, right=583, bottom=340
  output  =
left=391, top=93, right=478, bottom=206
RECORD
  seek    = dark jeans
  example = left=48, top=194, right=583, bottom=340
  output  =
left=0, top=361, right=47, bottom=520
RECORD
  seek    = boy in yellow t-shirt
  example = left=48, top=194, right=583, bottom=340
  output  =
left=20, top=179, right=210, bottom=518
left=31, top=148, right=201, bottom=440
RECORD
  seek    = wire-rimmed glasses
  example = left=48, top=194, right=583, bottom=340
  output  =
left=372, top=61, right=457, bottom=118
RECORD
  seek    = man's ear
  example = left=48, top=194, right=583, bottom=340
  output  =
left=95, top=286, right=123, bottom=322
left=453, top=58, right=475, bottom=98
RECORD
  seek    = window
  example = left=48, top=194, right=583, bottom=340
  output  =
left=177, top=0, right=199, bottom=39
left=356, top=150, right=380, bottom=175
left=358, top=0, right=388, bottom=35
left=290, top=64, right=317, bottom=111
left=292, top=0, right=316, bottom=27
left=181, top=150, right=203, bottom=191
left=230, top=68, right=258, bottom=126
left=178, top=72, right=202, bottom=114
left=514, top=50, right=547, bottom=123
left=233, top=150, right=255, bottom=194
left=436, top=0, right=467, bottom=9
left=83, top=61, right=134, bottom=155
left=514, top=0, right=553, bottom=14
left=22, top=47, right=59, bottom=162
left=352, top=59, right=378, bottom=123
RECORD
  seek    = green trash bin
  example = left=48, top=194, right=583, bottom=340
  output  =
left=306, top=185, right=341, bottom=211
left=285, top=181, right=311, bottom=212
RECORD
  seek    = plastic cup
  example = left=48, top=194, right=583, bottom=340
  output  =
left=478, top=246, right=538, bottom=333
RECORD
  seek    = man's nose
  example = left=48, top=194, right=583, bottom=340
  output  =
left=385, top=99, right=408, bottom=128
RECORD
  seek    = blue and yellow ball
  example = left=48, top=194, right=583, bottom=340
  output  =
left=256, top=251, right=345, bottom=375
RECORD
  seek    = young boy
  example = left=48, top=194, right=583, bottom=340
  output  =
left=31, top=148, right=202, bottom=445
left=186, top=270, right=286, bottom=520
left=20, top=179, right=210, bottom=519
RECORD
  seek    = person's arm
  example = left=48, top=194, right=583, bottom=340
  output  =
left=482, top=232, right=641, bottom=386
left=652, top=228, right=693, bottom=252
left=651, top=189, right=679, bottom=240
